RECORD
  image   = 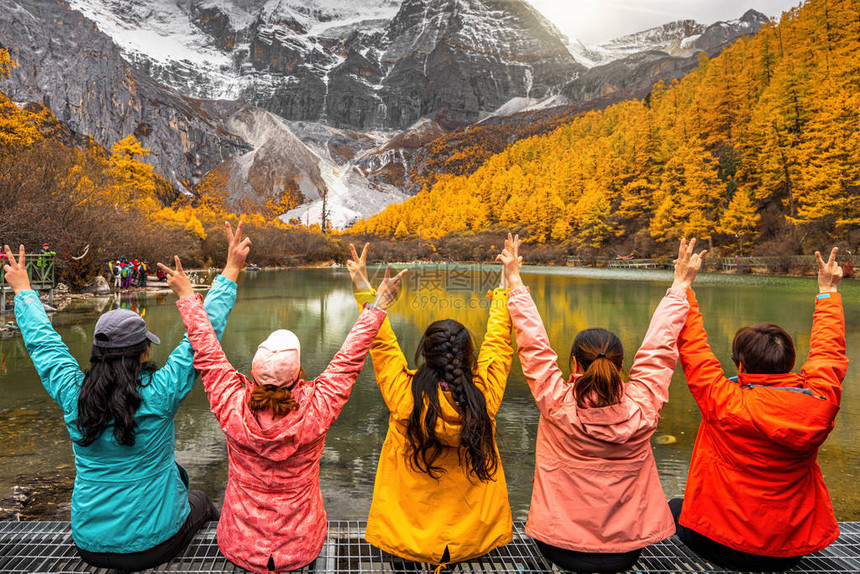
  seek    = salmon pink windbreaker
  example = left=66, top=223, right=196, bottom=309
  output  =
left=507, top=286, right=689, bottom=553
left=177, top=294, right=387, bottom=573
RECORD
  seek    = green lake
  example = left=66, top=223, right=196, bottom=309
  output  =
left=1, top=266, right=857, bottom=521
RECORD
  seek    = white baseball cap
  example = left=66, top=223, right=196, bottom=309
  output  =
left=251, top=330, right=302, bottom=387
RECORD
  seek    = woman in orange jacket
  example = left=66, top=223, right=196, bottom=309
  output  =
left=673, top=247, right=847, bottom=572
left=347, top=244, right=513, bottom=570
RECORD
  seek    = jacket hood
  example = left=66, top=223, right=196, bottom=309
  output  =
left=576, top=400, right=646, bottom=444
left=735, top=373, right=838, bottom=451
left=565, top=374, right=644, bottom=444
left=236, top=376, right=318, bottom=461
left=420, top=388, right=463, bottom=448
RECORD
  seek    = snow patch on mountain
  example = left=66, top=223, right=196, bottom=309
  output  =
left=66, top=0, right=236, bottom=94
left=281, top=164, right=407, bottom=230
left=569, top=19, right=703, bottom=68
left=483, top=94, right=571, bottom=119
left=567, top=10, right=768, bottom=69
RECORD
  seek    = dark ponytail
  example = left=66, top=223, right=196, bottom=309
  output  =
left=406, top=320, right=499, bottom=482
left=76, top=341, right=155, bottom=447
left=248, top=384, right=299, bottom=419
left=570, top=328, right=624, bottom=409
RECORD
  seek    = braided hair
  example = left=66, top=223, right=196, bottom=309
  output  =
left=406, top=319, right=498, bottom=482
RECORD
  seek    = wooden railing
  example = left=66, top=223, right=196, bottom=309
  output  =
left=0, top=254, right=56, bottom=313
left=567, top=255, right=841, bottom=273
left=0, top=253, right=55, bottom=291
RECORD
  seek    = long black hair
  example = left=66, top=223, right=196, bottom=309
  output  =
left=76, top=340, right=156, bottom=447
left=406, top=319, right=499, bottom=482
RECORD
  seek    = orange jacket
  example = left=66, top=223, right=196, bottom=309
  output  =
left=678, top=290, right=847, bottom=557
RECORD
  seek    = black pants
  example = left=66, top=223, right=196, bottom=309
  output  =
left=669, top=498, right=803, bottom=572
left=534, top=539, right=641, bottom=573
left=76, top=490, right=218, bottom=572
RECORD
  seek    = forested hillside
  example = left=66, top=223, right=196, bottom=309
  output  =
left=352, top=0, right=860, bottom=256
left=0, top=50, right=340, bottom=286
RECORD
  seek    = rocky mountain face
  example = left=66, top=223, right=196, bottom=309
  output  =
left=562, top=10, right=769, bottom=104
left=0, top=0, right=250, bottom=186
left=208, top=106, right=407, bottom=228
left=63, top=0, right=583, bottom=130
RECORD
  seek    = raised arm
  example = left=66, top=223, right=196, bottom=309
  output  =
left=801, top=248, right=847, bottom=404
left=348, top=244, right=413, bottom=412
left=508, top=286, right=569, bottom=418
left=157, top=222, right=248, bottom=411
left=176, top=290, right=248, bottom=440
left=624, top=290, right=688, bottom=429
left=678, top=289, right=741, bottom=420
left=499, top=234, right=570, bottom=418
left=305, top=304, right=388, bottom=435
left=476, top=286, right=513, bottom=416
left=624, top=238, right=701, bottom=429
left=5, top=245, right=82, bottom=412
left=157, top=269, right=237, bottom=412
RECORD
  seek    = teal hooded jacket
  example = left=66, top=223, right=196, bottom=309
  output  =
left=14, top=274, right=237, bottom=553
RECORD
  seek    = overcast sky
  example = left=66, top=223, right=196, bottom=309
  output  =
left=527, top=0, right=802, bottom=44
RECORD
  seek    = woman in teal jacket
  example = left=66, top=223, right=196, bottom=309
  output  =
left=4, top=222, right=250, bottom=571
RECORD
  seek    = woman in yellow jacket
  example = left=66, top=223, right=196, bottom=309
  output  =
left=348, top=244, right=513, bottom=569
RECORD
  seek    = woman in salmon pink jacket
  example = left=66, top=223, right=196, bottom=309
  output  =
left=497, top=236, right=706, bottom=573
left=160, top=255, right=407, bottom=574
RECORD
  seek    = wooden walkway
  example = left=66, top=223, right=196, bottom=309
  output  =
left=1, top=521, right=858, bottom=573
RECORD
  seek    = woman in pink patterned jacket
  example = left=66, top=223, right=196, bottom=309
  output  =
left=160, top=254, right=407, bottom=574
left=497, top=236, right=705, bottom=574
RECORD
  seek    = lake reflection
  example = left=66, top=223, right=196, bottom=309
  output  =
left=0, top=266, right=857, bottom=521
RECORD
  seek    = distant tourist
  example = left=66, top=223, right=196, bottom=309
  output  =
left=671, top=247, right=847, bottom=571
left=348, top=243, right=514, bottom=571
left=37, top=242, right=55, bottom=269
left=498, top=236, right=705, bottom=573
left=160, top=226, right=406, bottom=573
left=1, top=225, right=241, bottom=572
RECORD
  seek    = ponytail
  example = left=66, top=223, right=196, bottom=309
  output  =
left=570, top=328, right=624, bottom=409
left=248, top=384, right=299, bottom=420
left=407, top=320, right=499, bottom=482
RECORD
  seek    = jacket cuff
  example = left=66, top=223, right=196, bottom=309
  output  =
left=508, top=285, right=530, bottom=298
left=362, top=302, right=388, bottom=318
left=213, top=274, right=236, bottom=287
left=176, top=292, right=204, bottom=313
left=666, top=287, right=687, bottom=300
left=13, top=289, right=39, bottom=305
left=815, top=292, right=840, bottom=302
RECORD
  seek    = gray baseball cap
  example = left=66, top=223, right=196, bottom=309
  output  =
left=93, top=309, right=161, bottom=348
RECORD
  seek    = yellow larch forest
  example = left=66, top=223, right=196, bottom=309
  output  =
left=351, top=0, right=860, bottom=255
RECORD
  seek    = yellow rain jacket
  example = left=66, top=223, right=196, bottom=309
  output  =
left=355, top=288, right=514, bottom=565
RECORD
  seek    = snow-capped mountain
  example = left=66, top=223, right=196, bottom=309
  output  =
left=63, top=0, right=582, bottom=130
left=0, top=0, right=773, bottom=229
left=569, top=9, right=769, bottom=68
left=561, top=10, right=768, bottom=105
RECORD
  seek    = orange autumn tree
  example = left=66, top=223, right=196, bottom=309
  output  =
left=353, top=0, right=860, bottom=253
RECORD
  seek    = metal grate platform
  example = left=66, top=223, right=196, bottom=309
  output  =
left=0, top=521, right=858, bottom=573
